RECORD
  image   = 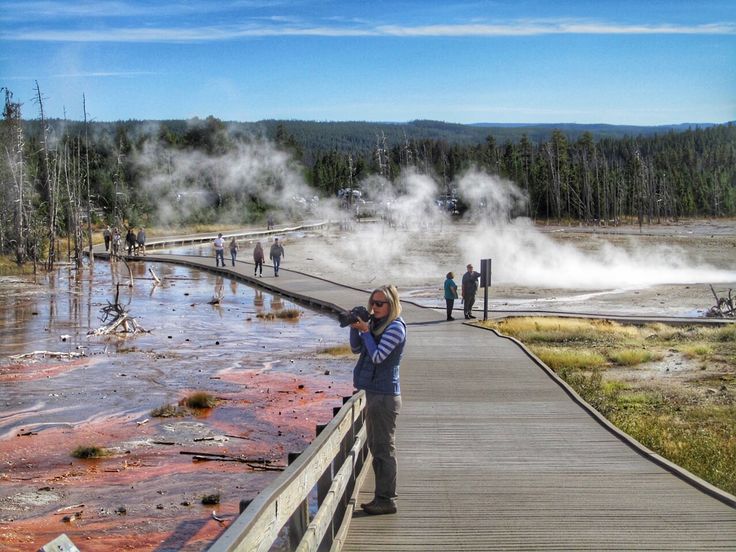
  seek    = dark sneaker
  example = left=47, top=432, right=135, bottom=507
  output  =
left=363, top=501, right=397, bottom=515
left=468, top=314, right=476, bottom=319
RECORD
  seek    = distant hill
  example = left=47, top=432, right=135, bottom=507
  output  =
left=252, top=119, right=723, bottom=156
left=33, top=117, right=727, bottom=161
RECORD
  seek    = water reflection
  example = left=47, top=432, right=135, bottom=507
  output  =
left=254, top=289, right=264, bottom=311
left=0, top=258, right=348, bottom=438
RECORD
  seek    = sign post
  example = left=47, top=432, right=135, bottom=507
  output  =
left=480, top=258, right=492, bottom=321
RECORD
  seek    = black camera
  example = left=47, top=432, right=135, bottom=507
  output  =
left=338, top=306, right=371, bottom=327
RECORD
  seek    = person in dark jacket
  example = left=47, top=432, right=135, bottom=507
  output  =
left=461, top=263, right=481, bottom=319
left=349, top=284, right=406, bottom=515
left=269, top=238, right=284, bottom=277
left=253, top=242, right=264, bottom=277
left=125, top=228, right=136, bottom=256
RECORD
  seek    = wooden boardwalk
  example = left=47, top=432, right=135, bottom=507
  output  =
left=103, top=239, right=736, bottom=551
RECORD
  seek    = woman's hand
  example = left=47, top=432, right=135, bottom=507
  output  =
left=350, top=319, right=370, bottom=333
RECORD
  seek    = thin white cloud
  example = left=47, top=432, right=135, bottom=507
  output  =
left=0, top=0, right=286, bottom=21
left=52, top=71, right=159, bottom=78
left=4, top=71, right=158, bottom=80
left=2, top=19, right=735, bottom=43
left=376, top=21, right=736, bottom=36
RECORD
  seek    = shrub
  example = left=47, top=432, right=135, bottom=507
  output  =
left=181, top=391, right=217, bottom=409
left=275, top=308, right=302, bottom=320
left=72, top=445, right=110, bottom=459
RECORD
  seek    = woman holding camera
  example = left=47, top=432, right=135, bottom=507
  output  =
left=349, top=284, right=406, bottom=515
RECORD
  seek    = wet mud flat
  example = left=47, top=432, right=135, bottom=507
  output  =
left=0, top=260, right=353, bottom=551
left=276, top=219, right=736, bottom=318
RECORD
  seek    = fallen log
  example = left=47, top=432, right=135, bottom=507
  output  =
left=707, top=285, right=736, bottom=318
left=88, top=284, right=147, bottom=335
left=10, top=351, right=85, bottom=360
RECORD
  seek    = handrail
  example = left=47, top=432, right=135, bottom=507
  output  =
left=208, top=391, right=369, bottom=552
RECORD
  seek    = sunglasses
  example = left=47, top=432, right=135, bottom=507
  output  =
left=370, top=300, right=388, bottom=307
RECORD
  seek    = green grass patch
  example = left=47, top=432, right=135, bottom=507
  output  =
left=529, top=345, right=606, bottom=371
left=714, top=324, right=736, bottom=342
left=72, top=445, right=111, bottom=459
left=180, top=391, right=217, bottom=409
left=680, top=344, right=713, bottom=359
left=614, top=407, right=736, bottom=495
left=607, top=348, right=658, bottom=366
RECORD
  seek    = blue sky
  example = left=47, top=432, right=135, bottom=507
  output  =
left=1, top=0, right=734, bottom=124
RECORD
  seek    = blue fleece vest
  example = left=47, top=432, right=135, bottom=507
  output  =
left=352, top=319, right=405, bottom=395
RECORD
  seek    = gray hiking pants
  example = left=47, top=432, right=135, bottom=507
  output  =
left=365, top=392, right=402, bottom=503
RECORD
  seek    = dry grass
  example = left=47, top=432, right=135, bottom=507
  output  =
left=151, top=403, right=191, bottom=417
left=256, top=308, right=302, bottom=321
left=0, top=255, right=40, bottom=276
left=317, top=344, right=354, bottom=356
left=484, top=315, right=736, bottom=495
left=488, top=316, right=639, bottom=345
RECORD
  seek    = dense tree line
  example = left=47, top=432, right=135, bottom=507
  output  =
left=1, top=91, right=734, bottom=268
left=307, top=124, right=736, bottom=224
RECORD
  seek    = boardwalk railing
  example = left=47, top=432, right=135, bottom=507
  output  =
left=208, top=392, right=369, bottom=552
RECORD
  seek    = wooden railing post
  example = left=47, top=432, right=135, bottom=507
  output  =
left=287, top=451, right=308, bottom=549
left=207, top=392, right=368, bottom=552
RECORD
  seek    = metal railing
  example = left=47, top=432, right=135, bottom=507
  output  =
left=208, top=392, right=369, bottom=552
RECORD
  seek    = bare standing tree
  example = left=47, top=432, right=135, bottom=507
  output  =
left=34, top=82, right=62, bottom=271
left=1, top=88, right=27, bottom=262
left=83, top=94, right=94, bottom=265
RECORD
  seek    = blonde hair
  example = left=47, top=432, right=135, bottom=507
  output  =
left=369, top=284, right=402, bottom=335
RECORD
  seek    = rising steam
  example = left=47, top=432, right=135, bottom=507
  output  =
left=134, top=130, right=736, bottom=291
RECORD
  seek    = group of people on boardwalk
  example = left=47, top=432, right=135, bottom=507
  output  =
left=443, top=263, right=481, bottom=320
left=213, top=233, right=285, bottom=277
left=103, top=225, right=145, bottom=257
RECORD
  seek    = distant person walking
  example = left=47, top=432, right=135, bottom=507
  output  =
left=229, top=237, right=238, bottom=267
left=443, top=271, right=458, bottom=321
left=267, top=214, right=274, bottom=230
left=253, top=242, right=264, bottom=277
left=112, top=228, right=121, bottom=256
left=269, top=238, right=284, bottom=277
left=136, top=227, right=146, bottom=256
left=461, top=263, right=481, bottom=319
left=213, top=233, right=225, bottom=267
left=103, top=226, right=112, bottom=251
